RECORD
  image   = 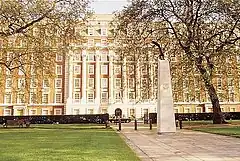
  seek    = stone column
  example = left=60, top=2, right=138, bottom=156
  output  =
left=122, top=57, right=127, bottom=104
left=157, top=59, right=176, bottom=133
left=66, top=51, right=74, bottom=115
left=95, top=50, right=101, bottom=106
left=82, top=50, right=87, bottom=104
left=109, top=51, right=114, bottom=105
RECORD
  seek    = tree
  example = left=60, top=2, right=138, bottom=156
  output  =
left=0, top=0, right=91, bottom=105
left=0, top=0, right=91, bottom=71
left=114, top=0, right=240, bottom=124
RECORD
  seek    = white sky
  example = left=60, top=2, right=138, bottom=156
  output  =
left=90, top=0, right=129, bottom=14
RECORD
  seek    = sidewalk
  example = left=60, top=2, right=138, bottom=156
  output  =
left=113, top=124, right=240, bottom=161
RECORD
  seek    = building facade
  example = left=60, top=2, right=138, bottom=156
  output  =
left=0, top=14, right=240, bottom=118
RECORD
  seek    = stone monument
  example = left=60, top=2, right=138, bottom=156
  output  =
left=157, top=59, right=176, bottom=133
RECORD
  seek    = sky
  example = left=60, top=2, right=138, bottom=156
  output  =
left=90, top=0, right=129, bottom=14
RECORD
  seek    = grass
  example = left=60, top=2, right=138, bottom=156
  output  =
left=0, top=124, right=140, bottom=161
left=181, top=120, right=240, bottom=138
left=193, top=127, right=240, bottom=138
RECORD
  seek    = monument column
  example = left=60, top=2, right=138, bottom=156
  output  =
left=157, top=59, right=176, bottom=133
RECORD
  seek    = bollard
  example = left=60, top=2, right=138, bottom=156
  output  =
left=118, top=119, right=121, bottom=131
left=149, top=119, right=152, bottom=130
left=179, top=119, right=182, bottom=129
left=105, top=120, right=109, bottom=129
left=134, top=119, right=137, bottom=130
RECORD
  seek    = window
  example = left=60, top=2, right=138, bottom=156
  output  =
left=196, top=108, right=202, bottom=113
left=228, top=78, right=234, bottom=87
left=88, top=28, right=94, bottom=36
left=31, top=66, right=36, bottom=75
left=230, top=108, right=236, bottom=112
left=18, top=67, right=24, bottom=75
left=5, top=93, right=11, bottom=104
left=100, top=51, right=108, bottom=61
left=170, top=55, right=177, bottom=62
left=141, top=78, right=147, bottom=87
left=184, top=107, right=190, bottom=113
left=88, top=109, right=94, bottom=114
left=55, top=93, right=62, bottom=103
left=29, top=109, right=37, bottom=115
left=74, top=92, right=81, bottom=100
left=174, top=109, right=179, bottom=113
left=18, top=78, right=25, bottom=88
left=101, top=65, right=108, bottom=74
left=183, top=78, right=189, bottom=89
left=130, top=109, right=135, bottom=117
left=6, top=79, right=12, bottom=88
left=115, top=78, right=121, bottom=87
left=217, top=78, right=222, bottom=89
left=55, top=79, right=62, bottom=88
left=73, top=53, right=81, bottom=61
left=101, top=78, right=108, bottom=88
left=87, top=92, right=94, bottom=103
left=88, top=39, right=94, bottom=46
left=128, top=92, right=135, bottom=100
left=73, top=109, right=79, bottom=115
left=101, top=39, right=107, bottom=46
left=31, top=78, right=37, bottom=88
left=101, top=92, right=108, bottom=103
left=88, top=78, right=94, bottom=88
left=102, top=109, right=108, bottom=114
left=87, top=53, right=95, bottom=61
left=128, top=78, right=134, bottom=88
left=74, top=78, right=81, bottom=88
left=184, top=93, right=189, bottom=102
left=195, top=91, right=200, bottom=102
left=141, top=67, right=147, bottom=75
left=42, top=109, right=49, bottom=115
left=43, top=79, right=50, bottom=88
left=194, top=76, right=200, bottom=88
left=237, top=56, right=240, bottom=63
left=56, top=65, right=62, bottom=75
left=229, top=92, right=234, bottom=102
left=217, top=92, right=223, bottom=102
left=101, top=28, right=107, bottom=36
left=30, top=92, right=37, bottom=104
left=6, top=69, right=11, bottom=75
left=42, top=93, right=49, bottom=103
left=56, top=54, right=63, bottom=62
left=88, top=65, right=94, bottom=74
left=115, top=91, right=121, bottom=101
left=173, top=93, right=178, bottom=102
left=17, top=94, right=25, bottom=104
left=114, top=65, right=121, bottom=74
left=54, top=109, right=62, bottom=115
left=4, top=109, right=11, bottom=116
left=74, top=65, right=81, bottom=74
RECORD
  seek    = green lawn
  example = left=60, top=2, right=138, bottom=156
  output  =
left=0, top=124, right=140, bottom=161
left=193, top=126, right=240, bottom=138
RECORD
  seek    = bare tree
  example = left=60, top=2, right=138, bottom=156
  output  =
left=114, top=0, right=240, bottom=124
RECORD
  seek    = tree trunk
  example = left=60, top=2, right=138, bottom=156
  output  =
left=196, top=59, right=226, bottom=124
left=207, top=84, right=226, bottom=124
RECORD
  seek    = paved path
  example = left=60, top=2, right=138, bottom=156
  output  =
left=113, top=125, right=240, bottom=161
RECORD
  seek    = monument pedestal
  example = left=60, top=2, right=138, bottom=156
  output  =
left=157, top=60, right=176, bottom=134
